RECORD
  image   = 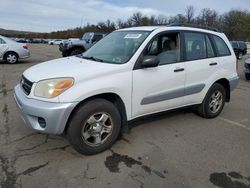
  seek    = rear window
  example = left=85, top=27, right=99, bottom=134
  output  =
left=212, top=36, right=231, bottom=56
left=231, top=41, right=238, bottom=48
left=239, top=42, right=246, bottom=49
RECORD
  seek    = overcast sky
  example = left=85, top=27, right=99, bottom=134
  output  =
left=0, top=0, right=249, bottom=32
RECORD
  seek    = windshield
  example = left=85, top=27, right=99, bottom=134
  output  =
left=82, top=31, right=151, bottom=64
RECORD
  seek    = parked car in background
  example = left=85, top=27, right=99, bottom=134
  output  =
left=230, top=41, right=247, bottom=59
left=48, top=39, right=64, bottom=45
left=245, top=58, right=250, bottom=80
left=0, top=35, right=30, bottom=64
left=15, top=38, right=28, bottom=43
left=59, top=38, right=80, bottom=49
left=59, top=32, right=106, bottom=57
left=14, top=26, right=238, bottom=155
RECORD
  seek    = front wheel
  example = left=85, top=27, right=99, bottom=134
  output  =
left=66, top=99, right=121, bottom=155
left=197, top=83, right=226, bottom=118
left=70, top=48, right=84, bottom=56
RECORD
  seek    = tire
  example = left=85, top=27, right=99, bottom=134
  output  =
left=4, top=52, right=18, bottom=64
left=62, top=52, right=68, bottom=57
left=70, top=48, right=84, bottom=56
left=245, top=73, right=250, bottom=80
left=197, top=83, right=226, bottom=118
left=66, top=99, right=121, bottom=155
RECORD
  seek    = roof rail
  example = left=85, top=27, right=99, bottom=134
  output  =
left=167, top=23, right=220, bottom=32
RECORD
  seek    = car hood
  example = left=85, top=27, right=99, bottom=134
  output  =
left=23, top=56, right=121, bottom=83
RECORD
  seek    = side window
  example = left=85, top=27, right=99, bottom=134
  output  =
left=92, top=34, right=103, bottom=42
left=206, top=35, right=215, bottom=58
left=0, top=38, right=6, bottom=44
left=212, top=35, right=231, bottom=56
left=184, top=32, right=206, bottom=61
left=146, top=32, right=180, bottom=65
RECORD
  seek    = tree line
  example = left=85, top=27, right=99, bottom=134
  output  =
left=11, top=6, right=250, bottom=41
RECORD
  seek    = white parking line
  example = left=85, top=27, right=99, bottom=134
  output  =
left=218, top=117, right=250, bottom=131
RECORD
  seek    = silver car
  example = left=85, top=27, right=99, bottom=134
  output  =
left=0, top=35, right=30, bottom=64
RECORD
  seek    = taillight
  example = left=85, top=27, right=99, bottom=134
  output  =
left=23, top=43, right=28, bottom=49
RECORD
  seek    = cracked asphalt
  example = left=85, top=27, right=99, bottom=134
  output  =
left=0, top=44, right=250, bottom=188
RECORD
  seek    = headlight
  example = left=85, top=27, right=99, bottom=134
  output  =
left=34, top=78, right=74, bottom=98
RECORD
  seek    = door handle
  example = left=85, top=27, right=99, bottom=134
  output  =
left=209, top=62, right=217, bottom=66
left=174, top=68, right=184, bottom=72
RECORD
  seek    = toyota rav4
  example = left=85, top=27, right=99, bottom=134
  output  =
left=14, top=26, right=239, bottom=155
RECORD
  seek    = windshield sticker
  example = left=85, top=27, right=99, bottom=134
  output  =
left=124, top=34, right=142, bottom=39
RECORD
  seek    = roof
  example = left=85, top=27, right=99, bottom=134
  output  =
left=118, top=26, right=165, bottom=31
left=118, top=26, right=220, bottom=35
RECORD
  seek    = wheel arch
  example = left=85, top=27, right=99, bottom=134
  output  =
left=214, top=78, right=230, bottom=102
left=64, top=92, right=128, bottom=134
left=3, top=51, right=19, bottom=60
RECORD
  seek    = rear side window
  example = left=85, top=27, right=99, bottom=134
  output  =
left=184, top=32, right=206, bottom=61
left=0, top=38, right=6, bottom=44
left=212, top=35, right=231, bottom=56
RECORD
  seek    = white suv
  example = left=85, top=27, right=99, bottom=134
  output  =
left=14, top=26, right=239, bottom=155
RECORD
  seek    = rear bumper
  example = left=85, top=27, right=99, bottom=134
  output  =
left=19, top=51, right=30, bottom=59
left=14, top=84, right=77, bottom=134
left=229, top=76, right=239, bottom=91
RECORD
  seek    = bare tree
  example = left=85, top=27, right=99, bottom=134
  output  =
left=185, top=6, right=195, bottom=23
left=156, top=14, right=168, bottom=25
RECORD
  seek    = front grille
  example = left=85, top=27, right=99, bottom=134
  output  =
left=20, top=76, right=33, bottom=95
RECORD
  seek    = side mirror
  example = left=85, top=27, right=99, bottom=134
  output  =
left=141, top=56, right=160, bottom=68
left=91, top=39, right=97, bottom=43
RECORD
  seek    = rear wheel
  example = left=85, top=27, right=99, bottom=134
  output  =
left=70, top=48, right=84, bottom=56
left=66, top=99, right=121, bottom=155
left=197, top=83, right=226, bottom=118
left=5, top=52, right=18, bottom=64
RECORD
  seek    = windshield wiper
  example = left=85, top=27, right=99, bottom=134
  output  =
left=81, top=56, right=103, bottom=62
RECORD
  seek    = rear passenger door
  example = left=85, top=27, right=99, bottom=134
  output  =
left=183, top=32, right=218, bottom=105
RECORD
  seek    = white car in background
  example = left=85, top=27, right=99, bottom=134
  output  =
left=48, top=39, right=64, bottom=45
left=0, top=35, right=30, bottom=64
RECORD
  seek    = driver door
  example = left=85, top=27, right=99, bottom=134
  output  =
left=132, top=32, right=186, bottom=118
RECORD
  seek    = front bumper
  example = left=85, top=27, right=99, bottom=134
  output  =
left=14, top=84, right=77, bottom=134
